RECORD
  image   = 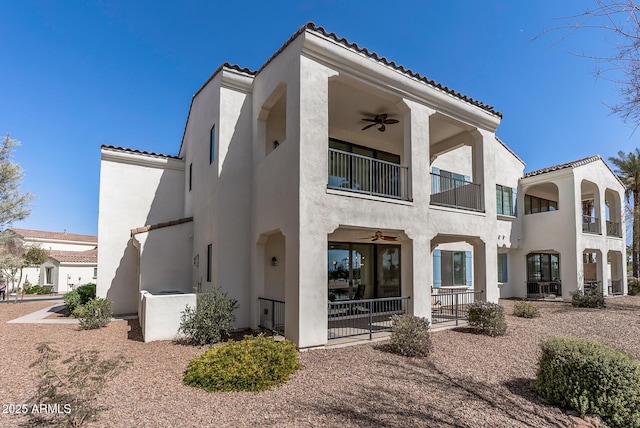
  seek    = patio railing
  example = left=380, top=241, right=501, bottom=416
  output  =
left=606, top=220, right=622, bottom=238
left=582, top=215, right=600, bottom=234
left=584, top=280, right=601, bottom=292
left=430, top=173, right=483, bottom=212
left=328, top=296, right=410, bottom=340
left=258, top=297, right=285, bottom=335
left=431, top=289, right=484, bottom=325
left=609, top=279, right=623, bottom=295
left=527, top=281, right=562, bottom=298
left=328, top=149, right=411, bottom=200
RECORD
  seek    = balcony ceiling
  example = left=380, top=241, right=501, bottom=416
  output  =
left=328, top=79, right=403, bottom=144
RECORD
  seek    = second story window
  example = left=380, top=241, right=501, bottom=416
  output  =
left=496, top=184, right=516, bottom=216
left=210, top=125, right=215, bottom=164
left=524, top=194, right=557, bottom=215
left=189, top=163, right=193, bottom=191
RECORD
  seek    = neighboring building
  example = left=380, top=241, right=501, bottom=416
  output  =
left=97, top=23, right=626, bottom=348
left=5, top=228, right=98, bottom=293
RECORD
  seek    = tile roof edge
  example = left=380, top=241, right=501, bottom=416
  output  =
left=101, top=145, right=182, bottom=160
left=495, top=136, right=525, bottom=166
left=130, top=217, right=194, bottom=237
left=522, top=155, right=624, bottom=188
left=179, top=63, right=256, bottom=156
left=253, top=22, right=501, bottom=117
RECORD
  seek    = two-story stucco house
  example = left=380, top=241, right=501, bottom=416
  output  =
left=4, top=228, right=98, bottom=294
left=97, top=23, right=626, bottom=347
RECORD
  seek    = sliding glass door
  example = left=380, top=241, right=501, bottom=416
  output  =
left=328, top=242, right=400, bottom=301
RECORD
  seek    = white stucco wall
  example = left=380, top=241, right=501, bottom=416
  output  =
left=139, top=290, right=196, bottom=342
left=97, top=149, right=185, bottom=314
left=135, top=221, right=193, bottom=295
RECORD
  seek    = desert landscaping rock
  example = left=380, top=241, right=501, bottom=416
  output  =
left=2, top=297, right=639, bottom=427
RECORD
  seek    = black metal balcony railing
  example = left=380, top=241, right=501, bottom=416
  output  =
left=527, top=281, right=562, bottom=298
left=582, top=215, right=600, bottom=234
left=606, top=220, right=622, bottom=238
left=583, top=280, right=601, bottom=292
left=430, top=173, right=483, bottom=212
left=327, top=296, right=410, bottom=340
left=258, top=297, right=285, bottom=336
left=328, top=149, right=411, bottom=200
left=609, top=279, right=623, bottom=295
left=431, top=289, right=484, bottom=325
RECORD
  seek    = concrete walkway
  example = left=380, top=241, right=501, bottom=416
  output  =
left=7, top=303, right=79, bottom=324
left=6, top=302, right=138, bottom=324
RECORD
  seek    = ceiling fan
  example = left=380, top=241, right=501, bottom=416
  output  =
left=361, top=113, right=399, bottom=132
left=360, top=231, right=398, bottom=242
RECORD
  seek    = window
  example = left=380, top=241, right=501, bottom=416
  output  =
left=206, top=244, right=212, bottom=282
left=497, top=253, right=508, bottom=283
left=189, top=163, right=193, bottom=191
left=496, top=185, right=516, bottom=216
left=433, top=250, right=472, bottom=288
left=524, top=194, right=557, bottom=215
left=526, top=253, right=560, bottom=282
left=45, top=267, right=53, bottom=285
left=431, top=168, right=471, bottom=194
left=93, top=267, right=97, bottom=279
left=209, top=125, right=215, bottom=164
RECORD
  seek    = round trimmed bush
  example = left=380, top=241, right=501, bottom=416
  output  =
left=73, top=298, right=113, bottom=330
left=183, top=335, right=301, bottom=392
left=512, top=301, right=540, bottom=318
left=388, top=315, right=433, bottom=357
left=467, top=301, right=507, bottom=336
left=535, top=337, right=640, bottom=428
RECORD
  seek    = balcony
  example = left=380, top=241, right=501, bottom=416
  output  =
left=328, top=148, right=411, bottom=200
left=606, top=220, right=622, bottom=238
left=527, top=281, right=562, bottom=298
left=582, top=215, right=600, bottom=234
left=430, top=173, right=483, bottom=212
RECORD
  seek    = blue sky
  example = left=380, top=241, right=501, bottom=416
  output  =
left=1, top=1, right=637, bottom=235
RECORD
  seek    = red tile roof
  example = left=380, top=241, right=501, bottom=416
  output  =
left=524, top=155, right=604, bottom=178
left=101, top=145, right=182, bottom=160
left=49, top=248, right=97, bottom=264
left=8, top=228, right=97, bottom=243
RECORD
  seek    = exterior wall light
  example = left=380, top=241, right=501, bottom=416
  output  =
left=271, top=257, right=278, bottom=267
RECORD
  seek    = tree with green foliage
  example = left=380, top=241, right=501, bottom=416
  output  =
left=609, top=149, right=640, bottom=277
left=0, top=231, right=48, bottom=302
left=0, top=134, right=34, bottom=229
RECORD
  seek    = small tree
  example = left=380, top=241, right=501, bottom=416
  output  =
left=0, top=134, right=34, bottom=229
left=0, top=231, right=48, bottom=302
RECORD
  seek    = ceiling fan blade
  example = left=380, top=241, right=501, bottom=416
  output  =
left=382, top=236, right=398, bottom=241
left=383, top=119, right=399, bottom=124
left=362, top=123, right=377, bottom=130
left=361, top=118, right=376, bottom=122
left=378, top=124, right=386, bottom=132
left=371, top=237, right=379, bottom=241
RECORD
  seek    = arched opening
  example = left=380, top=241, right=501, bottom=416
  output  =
left=581, top=180, right=601, bottom=234
left=260, top=83, right=287, bottom=156
left=524, top=182, right=559, bottom=215
left=605, top=188, right=623, bottom=237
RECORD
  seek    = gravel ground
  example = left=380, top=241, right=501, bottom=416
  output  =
left=1, top=297, right=640, bottom=428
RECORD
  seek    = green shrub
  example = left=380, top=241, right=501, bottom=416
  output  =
left=628, top=277, right=640, bottom=296
left=571, top=287, right=606, bottom=309
left=535, top=337, right=640, bottom=428
left=76, top=283, right=96, bottom=305
left=178, top=287, right=239, bottom=346
left=24, top=281, right=36, bottom=294
left=64, top=290, right=81, bottom=316
left=512, top=301, right=540, bottom=318
left=184, top=335, right=301, bottom=392
left=73, top=298, right=112, bottom=329
left=467, top=301, right=507, bottom=336
left=388, top=315, right=433, bottom=357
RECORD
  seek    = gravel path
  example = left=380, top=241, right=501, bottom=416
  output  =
left=1, top=297, right=640, bottom=427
